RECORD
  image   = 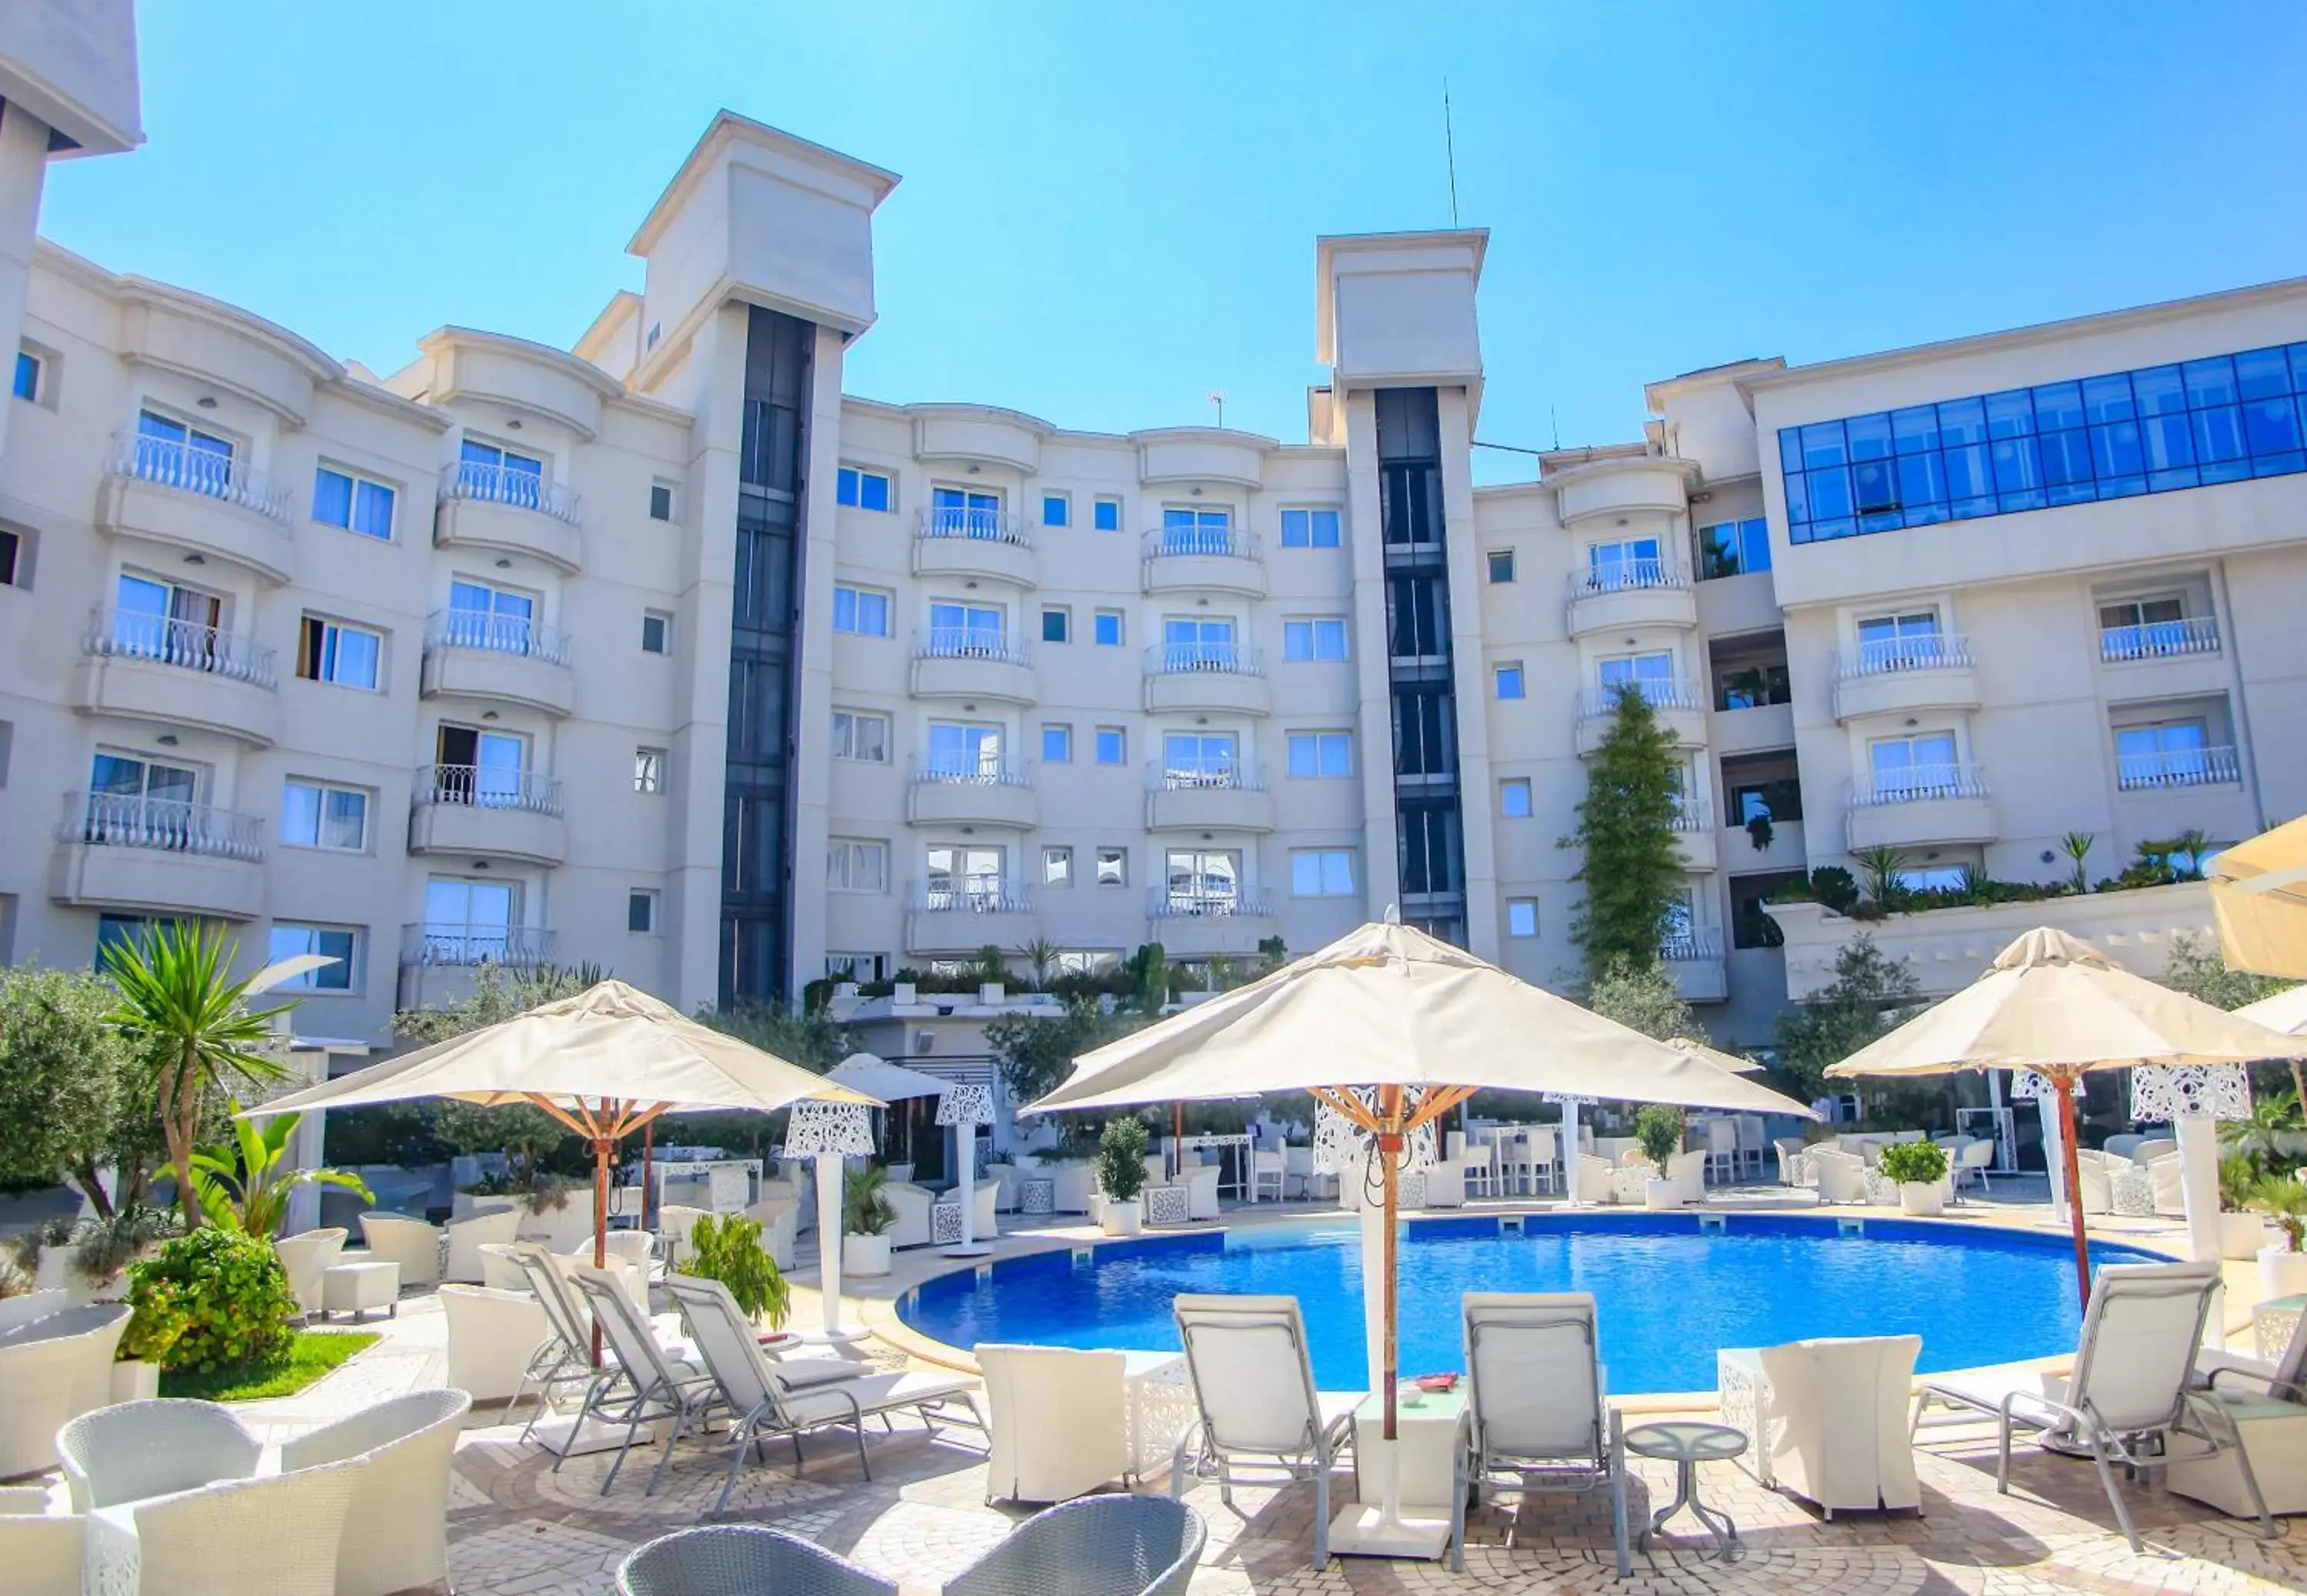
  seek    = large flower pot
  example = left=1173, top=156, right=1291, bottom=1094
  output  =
left=1643, top=1178, right=1678, bottom=1211
left=2258, top=1244, right=2307, bottom=1302
left=2221, top=1212, right=2267, bottom=1261
left=1100, top=1199, right=1144, bottom=1238
left=111, top=1359, right=161, bottom=1404
left=1899, top=1182, right=1946, bottom=1219
left=843, top=1234, right=892, bottom=1278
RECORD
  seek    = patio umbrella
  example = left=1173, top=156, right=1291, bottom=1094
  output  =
left=1666, top=1035, right=1767, bottom=1074
left=2209, top=814, right=2307, bottom=978
left=1825, top=926, right=2301, bottom=1305
left=1025, top=919, right=1812, bottom=1558
left=245, top=979, right=881, bottom=1270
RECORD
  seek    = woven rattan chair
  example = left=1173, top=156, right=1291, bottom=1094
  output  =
left=57, top=1399, right=261, bottom=1512
left=278, top=1388, right=471, bottom=1596
left=945, top=1496, right=1205, bottom=1596
left=617, top=1525, right=897, bottom=1596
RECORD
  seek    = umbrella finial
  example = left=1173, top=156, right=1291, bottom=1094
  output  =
left=1383, top=903, right=1402, bottom=926
left=1992, top=926, right=2116, bottom=973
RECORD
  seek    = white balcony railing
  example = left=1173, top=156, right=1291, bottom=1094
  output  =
left=1669, top=798, right=1714, bottom=833
left=1568, top=559, right=1688, bottom=598
left=414, top=763, right=564, bottom=815
left=60, top=791, right=265, bottom=862
left=914, top=628, right=1030, bottom=667
left=1144, top=525, right=1259, bottom=561
left=2116, top=744, right=2242, bottom=791
left=1847, top=765, right=1991, bottom=807
left=1150, top=887, right=1277, bottom=919
left=917, top=507, right=1032, bottom=547
left=425, top=609, right=573, bottom=666
left=1836, top=633, right=1973, bottom=680
left=401, top=922, right=553, bottom=967
left=1661, top=926, right=1725, bottom=961
left=108, top=432, right=291, bottom=522
left=910, top=756, right=1030, bottom=787
left=2101, top=616, right=2221, bottom=663
left=914, top=888, right=1034, bottom=915
left=1145, top=641, right=1263, bottom=677
left=1150, top=760, right=1267, bottom=792
left=440, top=460, right=581, bottom=524
left=1579, top=677, right=1700, bottom=717
left=82, top=607, right=278, bottom=688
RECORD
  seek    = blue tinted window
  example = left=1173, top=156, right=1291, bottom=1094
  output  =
left=1799, top=421, right=1846, bottom=469
left=1936, top=397, right=1988, bottom=446
left=1042, top=494, right=1068, bottom=527
left=1844, top=413, right=1893, bottom=460
left=2031, top=383, right=2086, bottom=432
left=11, top=351, right=36, bottom=402
left=1985, top=390, right=2035, bottom=437
left=1891, top=406, right=1939, bottom=454
left=1093, top=498, right=1120, bottom=531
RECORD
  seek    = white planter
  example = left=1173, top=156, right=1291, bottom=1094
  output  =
left=894, top=983, right=917, bottom=1005
left=979, top=983, right=1006, bottom=1006
left=110, top=1359, right=160, bottom=1404
left=2258, top=1244, right=2307, bottom=1302
left=2221, top=1212, right=2267, bottom=1261
left=1643, top=1178, right=1678, bottom=1211
left=1100, top=1198, right=1144, bottom=1238
left=1898, top=1182, right=1946, bottom=1218
left=843, top=1233, right=892, bottom=1278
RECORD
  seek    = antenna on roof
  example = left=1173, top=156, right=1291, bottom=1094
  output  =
left=1443, top=80, right=1460, bottom=228
left=1551, top=405, right=1561, bottom=451
left=1207, top=391, right=1227, bottom=430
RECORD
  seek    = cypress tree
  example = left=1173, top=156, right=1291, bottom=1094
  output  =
left=1568, top=683, right=1686, bottom=979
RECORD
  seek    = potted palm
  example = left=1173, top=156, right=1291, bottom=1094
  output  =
left=1097, top=1118, right=1149, bottom=1238
left=1878, top=1139, right=1950, bottom=1217
left=2249, top=1174, right=2307, bottom=1301
left=2218, top=1155, right=2270, bottom=1260
left=841, top=1165, right=897, bottom=1278
left=677, top=1213, right=791, bottom=1332
left=1634, top=1106, right=1685, bottom=1210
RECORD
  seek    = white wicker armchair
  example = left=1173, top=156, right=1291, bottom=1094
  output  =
left=977, top=1345, right=1129, bottom=1504
left=882, top=1182, right=937, bottom=1248
left=356, top=1212, right=442, bottom=1288
left=1717, top=1335, right=1922, bottom=1517
left=58, top=1399, right=261, bottom=1512
left=0, top=1304, right=131, bottom=1478
left=83, top=1455, right=365, bottom=1596
left=437, top=1285, right=553, bottom=1403
left=279, top=1389, right=470, bottom=1596
left=272, top=1228, right=348, bottom=1319
left=656, top=1204, right=714, bottom=1270
left=741, top=1197, right=801, bottom=1269
left=0, top=1485, right=79, bottom=1596
left=445, top=1203, right=524, bottom=1283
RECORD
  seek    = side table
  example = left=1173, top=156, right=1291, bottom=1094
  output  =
left=2255, top=1293, right=2305, bottom=1365
left=1624, top=1420, right=1746, bottom=1561
left=321, top=1259, right=400, bottom=1322
left=1018, top=1178, right=1055, bottom=1216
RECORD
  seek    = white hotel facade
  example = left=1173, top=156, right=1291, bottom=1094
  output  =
left=5, top=16, right=2306, bottom=1049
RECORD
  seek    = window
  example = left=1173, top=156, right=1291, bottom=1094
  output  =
left=927, top=721, right=1003, bottom=780
left=1283, top=617, right=1349, bottom=662
left=1041, top=492, right=1070, bottom=528
left=1161, top=616, right=1236, bottom=670
left=836, top=466, right=894, bottom=512
left=1727, top=776, right=1802, bottom=824
left=2099, top=594, right=2213, bottom=660
left=311, top=465, right=396, bottom=540
left=831, top=710, right=891, bottom=763
left=628, top=889, right=660, bottom=934
left=833, top=584, right=893, bottom=637
left=267, top=924, right=358, bottom=992
left=2116, top=719, right=2229, bottom=789
left=1042, top=845, right=1073, bottom=887
left=1286, top=730, right=1352, bottom=779
left=97, top=913, right=181, bottom=964
left=421, top=878, right=518, bottom=963
left=624, top=745, right=667, bottom=795
left=1094, top=727, right=1126, bottom=765
left=1894, top=866, right=1969, bottom=894
left=1506, top=899, right=1539, bottom=938
left=1164, top=849, right=1240, bottom=911
left=827, top=837, right=890, bottom=893
left=927, top=600, right=1005, bottom=653
left=926, top=844, right=1004, bottom=906
left=1486, top=550, right=1516, bottom=584
left=0, top=527, right=18, bottom=587
left=649, top=482, right=675, bottom=521
left=1280, top=507, right=1340, bottom=548
left=930, top=486, right=1004, bottom=538
left=110, top=572, right=221, bottom=664
left=135, top=409, right=236, bottom=498
left=641, top=610, right=673, bottom=654
left=1160, top=506, right=1233, bottom=556
left=1500, top=777, right=1533, bottom=818
left=432, top=725, right=530, bottom=806
left=12, top=350, right=39, bottom=403
left=1493, top=663, right=1524, bottom=700
left=1094, top=610, right=1124, bottom=647
left=296, top=615, right=383, bottom=690
left=1586, top=537, right=1665, bottom=590
left=1291, top=849, right=1356, bottom=897
left=1853, top=610, right=1945, bottom=672
left=281, top=780, right=369, bottom=852
left=1699, top=517, right=1771, bottom=578
left=456, top=437, right=545, bottom=509
left=1163, top=733, right=1239, bottom=784
left=827, top=953, right=886, bottom=983
left=1041, top=605, right=1070, bottom=643
left=444, top=578, right=538, bottom=655
left=1867, top=732, right=1962, bottom=798
left=1598, top=651, right=1676, bottom=703
left=1093, top=497, right=1122, bottom=532
left=1096, top=847, right=1127, bottom=886
left=1041, top=723, right=1073, bottom=763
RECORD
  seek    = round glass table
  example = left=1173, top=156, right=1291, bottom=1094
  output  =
left=1623, top=1420, right=1746, bottom=1561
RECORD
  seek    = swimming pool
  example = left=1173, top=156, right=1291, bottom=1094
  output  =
left=898, top=1213, right=2173, bottom=1394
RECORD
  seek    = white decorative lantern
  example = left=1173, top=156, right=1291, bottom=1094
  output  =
left=1543, top=1092, right=1599, bottom=1207
left=785, top=1097, right=875, bottom=1342
left=2131, top=1065, right=2254, bottom=1265
left=936, top=1083, right=997, bottom=1255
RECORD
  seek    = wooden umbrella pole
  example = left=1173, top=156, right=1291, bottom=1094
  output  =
left=2055, top=1073, right=2091, bottom=1308
left=641, top=1120, right=654, bottom=1234
left=1379, top=1083, right=1403, bottom=1445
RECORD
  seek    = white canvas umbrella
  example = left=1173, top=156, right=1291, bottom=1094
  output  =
left=1027, top=919, right=1812, bottom=1558
left=1826, top=927, right=2302, bottom=1304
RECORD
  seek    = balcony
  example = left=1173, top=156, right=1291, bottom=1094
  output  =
left=407, top=765, right=567, bottom=866
left=2101, top=616, right=2221, bottom=664
left=48, top=792, right=265, bottom=919
left=1670, top=799, right=1717, bottom=872
left=1845, top=766, right=1998, bottom=851
left=1145, top=764, right=1277, bottom=833
left=1575, top=680, right=1706, bottom=755
left=96, top=432, right=295, bottom=584
left=910, top=508, right=1037, bottom=587
left=1141, top=527, right=1265, bottom=598
left=1144, top=643, right=1270, bottom=717
left=906, top=759, right=1038, bottom=830
left=72, top=608, right=281, bottom=746
left=1564, top=561, right=1696, bottom=637
left=434, top=461, right=583, bottom=573
left=396, top=922, right=554, bottom=1010
left=1832, top=634, right=1979, bottom=723
left=904, top=890, right=1037, bottom=956
left=910, top=630, right=1036, bottom=704
left=1147, top=889, right=1279, bottom=957
left=420, top=610, right=576, bottom=717
left=2116, top=744, right=2242, bottom=793
left=1663, top=926, right=1729, bottom=1002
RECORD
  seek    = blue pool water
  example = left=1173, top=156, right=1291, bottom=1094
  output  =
left=899, top=1215, right=2172, bottom=1394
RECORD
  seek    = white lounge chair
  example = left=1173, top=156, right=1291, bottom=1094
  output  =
left=58, top=1399, right=260, bottom=1512
left=356, top=1211, right=441, bottom=1287
left=499, top=1242, right=604, bottom=1430
left=1663, top=1148, right=1708, bottom=1204
left=0, top=1303, right=131, bottom=1478
left=1717, top=1335, right=1922, bottom=1517
left=82, top=1454, right=365, bottom=1596
left=976, top=1344, right=1128, bottom=1504
left=1451, top=1292, right=1630, bottom=1575
left=0, top=1485, right=78, bottom=1596
left=571, top=1268, right=728, bottom=1495
left=1168, top=1293, right=1359, bottom=1569
left=276, top=1388, right=471, bottom=1596
left=664, top=1274, right=980, bottom=1513
left=271, top=1228, right=347, bottom=1321
left=1912, top=1259, right=2275, bottom=1551
left=2171, top=1312, right=2307, bottom=1517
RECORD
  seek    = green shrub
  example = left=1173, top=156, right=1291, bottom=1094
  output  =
left=1633, top=1106, right=1686, bottom=1171
left=125, top=1228, right=298, bottom=1373
left=677, top=1212, right=790, bottom=1327
left=1097, top=1116, right=1150, bottom=1202
left=843, top=1165, right=896, bottom=1237
left=1877, top=1139, right=1949, bottom=1185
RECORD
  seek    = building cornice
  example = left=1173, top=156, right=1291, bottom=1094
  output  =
left=626, top=110, right=900, bottom=258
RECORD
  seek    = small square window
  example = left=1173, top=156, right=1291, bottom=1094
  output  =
left=1042, top=492, right=1070, bottom=527
left=634, top=747, right=667, bottom=793
left=12, top=350, right=42, bottom=404
left=1494, top=663, right=1525, bottom=700
left=1486, top=550, right=1516, bottom=584
left=312, top=465, right=396, bottom=540
left=1500, top=778, right=1533, bottom=818
left=832, top=710, right=891, bottom=763
left=1507, top=898, right=1539, bottom=938
left=266, top=923, right=359, bottom=992
left=648, top=482, right=675, bottom=521
left=1096, top=847, right=1127, bottom=886
left=1042, top=723, right=1073, bottom=763
left=1283, top=618, right=1350, bottom=662
left=628, top=889, right=660, bottom=934
left=1041, top=606, right=1070, bottom=643
left=1042, top=845, right=1073, bottom=886
left=641, top=611, right=673, bottom=654
left=1093, top=497, right=1122, bottom=532
left=836, top=467, right=894, bottom=512
left=834, top=585, right=894, bottom=637
left=1095, top=727, right=1126, bottom=765
left=1094, top=610, right=1124, bottom=647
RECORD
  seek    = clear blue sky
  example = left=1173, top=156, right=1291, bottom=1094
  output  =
left=38, top=2, right=2307, bottom=483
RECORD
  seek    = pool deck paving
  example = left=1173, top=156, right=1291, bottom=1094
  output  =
left=60, top=1191, right=2307, bottom=1594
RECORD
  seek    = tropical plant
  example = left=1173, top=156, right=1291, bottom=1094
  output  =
left=182, top=1101, right=372, bottom=1239
left=1633, top=1105, right=1686, bottom=1171
left=1020, top=937, right=1063, bottom=993
left=1097, top=1116, right=1150, bottom=1203
left=1121, top=943, right=1174, bottom=1012
left=1805, top=866, right=1862, bottom=914
left=1566, top=684, right=1686, bottom=977
left=2060, top=831, right=2096, bottom=894
left=1773, top=936, right=1922, bottom=1103
left=677, top=1212, right=791, bottom=1327
left=102, top=923, right=308, bottom=1230
left=2172, top=828, right=2215, bottom=880
left=2219, top=1153, right=2262, bottom=1212
left=1745, top=813, right=1774, bottom=852
left=2220, top=1089, right=2307, bottom=1172
left=1853, top=845, right=1909, bottom=906
left=1583, top=956, right=1703, bottom=1042
left=970, top=945, right=1010, bottom=989
left=1257, top=935, right=1289, bottom=969
left=1877, top=1139, right=1949, bottom=1185
left=125, top=1227, right=299, bottom=1372
left=2247, top=1174, right=2307, bottom=1252
left=842, top=1165, right=896, bottom=1237
left=63, top=1205, right=181, bottom=1291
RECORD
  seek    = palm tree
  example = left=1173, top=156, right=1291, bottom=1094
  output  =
left=102, top=923, right=315, bottom=1229
left=2059, top=830, right=2095, bottom=893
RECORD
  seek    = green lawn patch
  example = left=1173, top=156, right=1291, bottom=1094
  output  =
left=158, top=1329, right=381, bottom=1402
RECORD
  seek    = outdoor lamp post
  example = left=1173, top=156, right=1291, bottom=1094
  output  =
left=784, top=1097, right=875, bottom=1343
left=938, top=1082, right=996, bottom=1258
